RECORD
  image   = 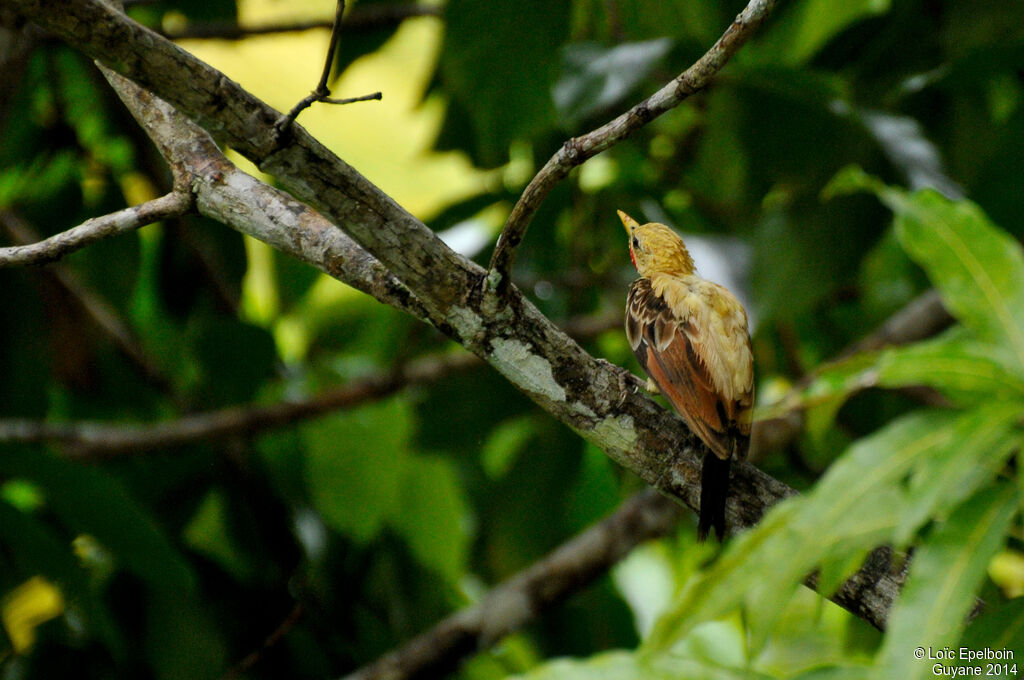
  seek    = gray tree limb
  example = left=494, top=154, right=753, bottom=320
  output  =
left=0, top=191, right=193, bottom=267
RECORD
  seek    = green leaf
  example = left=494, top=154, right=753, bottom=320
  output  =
left=827, top=168, right=1024, bottom=366
left=762, top=331, right=1024, bottom=438
left=392, top=455, right=471, bottom=583
left=808, top=404, right=1016, bottom=555
left=511, top=650, right=647, bottom=680
left=182, top=489, right=255, bottom=582
left=644, top=499, right=803, bottom=655
left=895, top=411, right=1022, bottom=543
left=751, top=0, right=891, bottom=66
left=875, top=483, right=1018, bottom=679
left=647, top=404, right=1017, bottom=655
left=876, top=333, right=1024, bottom=405
left=303, top=399, right=410, bottom=543
left=957, top=597, right=1024, bottom=667
left=894, top=194, right=1024, bottom=364
left=481, top=415, right=536, bottom=479
left=553, top=39, right=673, bottom=127
left=0, top=450, right=196, bottom=594
left=511, top=645, right=768, bottom=680
left=755, top=586, right=876, bottom=677
left=440, top=0, right=570, bottom=165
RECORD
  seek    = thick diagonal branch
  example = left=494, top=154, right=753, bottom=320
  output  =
left=487, top=0, right=779, bottom=288
left=99, top=65, right=431, bottom=321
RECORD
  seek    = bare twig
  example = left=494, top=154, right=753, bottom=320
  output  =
left=342, top=489, right=682, bottom=680
left=277, top=0, right=381, bottom=135
left=0, top=210, right=175, bottom=391
left=164, top=4, right=439, bottom=41
left=0, top=351, right=480, bottom=458
left=486, top=0, right=779, bottom=289
left=0, top=191, right=192, bottom=267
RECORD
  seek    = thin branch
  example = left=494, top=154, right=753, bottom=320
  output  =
left=164, top=4, right=440, bottom=41
left=487, top=0, right=779, bottom=289
left=277, top=0, right=381, bottom=134
left=12, top=0, right=497, bottom=319
left=0, top=305, right=620, bottom=458
left=0, top=191, right=192, bottom=267
left=316, top=92, right=382, bottom=106
left=0, top=210, right=176, bottom=392
left=342, top=488, right=682, bottom=680
left=0, top=351, right=480, bottom=458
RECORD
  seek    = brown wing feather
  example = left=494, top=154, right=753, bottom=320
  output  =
left=626, top=278, right=750, bottom=460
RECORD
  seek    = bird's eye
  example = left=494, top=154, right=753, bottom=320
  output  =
left=631, top=236, right=639, bottom=249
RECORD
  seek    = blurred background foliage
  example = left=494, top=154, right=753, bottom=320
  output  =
left=1, top=0, right=1024, bottom=677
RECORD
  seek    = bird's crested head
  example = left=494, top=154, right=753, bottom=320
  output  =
left=618, top=210, right=695, bottom=277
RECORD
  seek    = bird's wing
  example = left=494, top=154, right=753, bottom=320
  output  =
left=626, top=278, right=749, bottom=460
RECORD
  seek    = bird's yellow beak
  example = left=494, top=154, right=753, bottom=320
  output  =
left=617, top=210, right=640, bottom=234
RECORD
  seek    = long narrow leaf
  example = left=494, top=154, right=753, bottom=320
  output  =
left=877, top=335, right=1024, bottom=404
left=896, top=423, right=1022, bottom=544
left=957, top=597, right=1024, bottom=668
left=827, top=167, right=1024, bottom=366
left=875, top=483, right=1018, bottom=679
left=646, top=403, right=1020, bottom=655
left=759, top=331, right=1024, bottom=441
left=645, top=411, right=950, bottom=654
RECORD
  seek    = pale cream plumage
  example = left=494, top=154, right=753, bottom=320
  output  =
left=620, top=210, right=754, bottom=540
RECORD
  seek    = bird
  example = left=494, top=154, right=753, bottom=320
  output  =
left=619, top=210, right=754, bottom=541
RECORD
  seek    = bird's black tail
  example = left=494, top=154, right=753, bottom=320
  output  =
left=698, top=454, right=731, bottom=542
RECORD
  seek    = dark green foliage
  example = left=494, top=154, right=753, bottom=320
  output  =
left=3, top=0, right=1024, bottom=678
